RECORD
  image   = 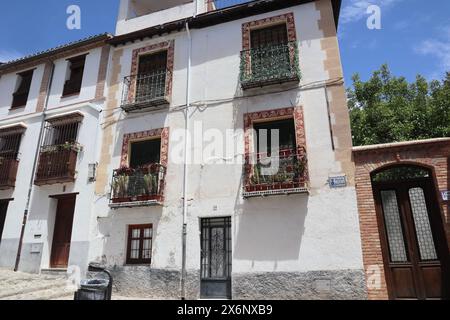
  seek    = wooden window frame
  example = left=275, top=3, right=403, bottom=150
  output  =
left=128, top=137, right=162, bottom=169
left=126, top=224, right=153, bottom=265
left=128, top=41, right=175, bottom=104
left=249, top=23, right=289, bottom=49
left=11, top=69, right=34, bottom=109
left=120, top=127, right=169, bottom=168
left=62, top=55, right=87, bottom=97
left=242, top=12, right=297, bottom=51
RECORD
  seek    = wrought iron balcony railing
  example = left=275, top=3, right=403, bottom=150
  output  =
left=110, top=164, right=166, bottom=208
left=121, top=70, right=171, bottom=112
left=243, top=146, right=308, bottom=197
left=240, top=41, right=300, bottom=89
left=0, top=153, right=19, bottom=190
left=34, top=143, right=80, bottom=185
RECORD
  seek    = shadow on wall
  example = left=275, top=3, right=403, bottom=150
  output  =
left=97, top=207, right=163, bottom=267
left=234, top=195, right=308, bottom=262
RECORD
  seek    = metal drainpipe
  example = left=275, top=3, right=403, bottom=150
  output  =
left=324, top=85, right=335, bottom=151
left=181, top=21, right=193, bottom=300
left=14, top=61, right=55, bottom=271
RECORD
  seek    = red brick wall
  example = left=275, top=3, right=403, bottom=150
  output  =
left=353, top=140, right=450, bottom=300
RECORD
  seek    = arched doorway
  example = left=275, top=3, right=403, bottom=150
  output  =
left=372, top=165, right=450, bottom=300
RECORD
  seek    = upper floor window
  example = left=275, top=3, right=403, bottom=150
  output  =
left=35, top=114, right=83, bottom=186
left=43, top=119, right=80, bottom=147
left=0, top=125, right=25, bottom=189
left=243, top=107, right=308, bottom=198
left=250, top=24, right=288, bottom=48
left=254, top=119, right=296, bottom=154
left=135, top=51, right=168, bottom=104
left=11, top=69, right=34, bottom=109
left=121, top=41, right=174, bottom=112
left=62, top=55, right=86, bottom=97
left=129, top=138, right=161, bottom=168
left=240, top=13, right=299, bottom=89
left=0, top=130, right=23, bottom=161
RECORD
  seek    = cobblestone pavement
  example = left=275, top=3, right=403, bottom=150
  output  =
left=0, top=269, right=152, bottom=300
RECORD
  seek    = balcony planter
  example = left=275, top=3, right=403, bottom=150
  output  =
left=281, top=182, right=295, bottom=190
left=112, top=197, right=132, bottom=204
left=273, top=183, right=282, bottom=190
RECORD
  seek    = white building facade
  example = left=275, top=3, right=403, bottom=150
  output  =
left=89, top=0, right=367, bottom=299
left=0, top=35, right=111, bottom=274
left=0, top=0, right=368, bottom=300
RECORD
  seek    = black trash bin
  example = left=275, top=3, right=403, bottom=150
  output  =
left=75, top=279, right=109, bottom=300
left=74, top=263, right=113, bottom=300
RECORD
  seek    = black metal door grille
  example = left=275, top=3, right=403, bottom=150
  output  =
left=200, top=217, right=232, bottom=298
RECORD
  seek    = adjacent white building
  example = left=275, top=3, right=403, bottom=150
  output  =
left=0, top=0, right=368, bottom=300
left=0, top=34, right=111, bottom=274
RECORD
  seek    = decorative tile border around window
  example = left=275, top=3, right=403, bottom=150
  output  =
left=120, top=127, right=169, bottom=168
left=243, top=106, right=308, bottom=197
left=242, top=12, right=297, bottom=51
left=127, top=40, right=175, bottom=105
left=244, top=107, right=306, bottom=157
left=241, top=13, right=299, bottom=88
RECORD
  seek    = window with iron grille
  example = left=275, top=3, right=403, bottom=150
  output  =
left=35, top=117, right=82, bottom=185
left=250, top=24, right=288, bottom=48
left=0, top=131, right=23, bottom=161
left=63, top=55, right=86, bottom=97
left=11, top=69, right=34, bottom=109
left=42, top=119, right=80, bottom=148
left=250, top=24, right=290, bottom=79
left=246, top=118, right=306, bottom=191
left=126, top=224, right=153, bottom=264
left=135, top=51, right=168, bottom=103
left=0, top=126, right=24, bottom=187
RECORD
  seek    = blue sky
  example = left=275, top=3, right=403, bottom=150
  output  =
left=1, top=0, right=449, bottom=87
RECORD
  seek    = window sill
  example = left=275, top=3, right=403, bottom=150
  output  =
left=124, top=263, right=152, bottom=267
left=61, top=92, right=81, bottom=99
left=243, top=186, right=309, bottom=199
left=9, top=105, right=26, bottom=111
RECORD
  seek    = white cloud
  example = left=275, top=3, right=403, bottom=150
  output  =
left=341, top=0, right=403, bottom=24
left=415, top=39, right=450, bottom=70
left=414, top=25, right=450, bottom=79
left=0, top=49, right=23, bottom=63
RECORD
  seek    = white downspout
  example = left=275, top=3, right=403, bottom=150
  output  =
left=181, top=20, right=193, bottom=300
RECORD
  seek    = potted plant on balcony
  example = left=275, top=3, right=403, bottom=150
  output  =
left=138, top=173, right=157, bottom=201
left=111, top=174, right=130, bottom=203
left=294, top=155, right=307, bottom=187
left=60, top=141, right=83, bottom=153
left=246, top=164, right=259, bottom=192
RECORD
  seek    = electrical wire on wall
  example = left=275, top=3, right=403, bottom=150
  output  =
left=100, top=77, right=344, bottom=129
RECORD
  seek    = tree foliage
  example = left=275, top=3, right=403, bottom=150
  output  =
left=348, top=64, right=450, bottom=146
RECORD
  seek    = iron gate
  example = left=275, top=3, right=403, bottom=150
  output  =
left=200, top=217, right=232, bottom=299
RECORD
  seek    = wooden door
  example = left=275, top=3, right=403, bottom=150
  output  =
left=50, top=196, right=76, bottom=268
left=0, top=201, right=9, bottom=242
left=374, top=179, right=450, bottom=299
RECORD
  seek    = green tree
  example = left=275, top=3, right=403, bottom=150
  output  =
left=348, top=64, right=450, bottom=146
